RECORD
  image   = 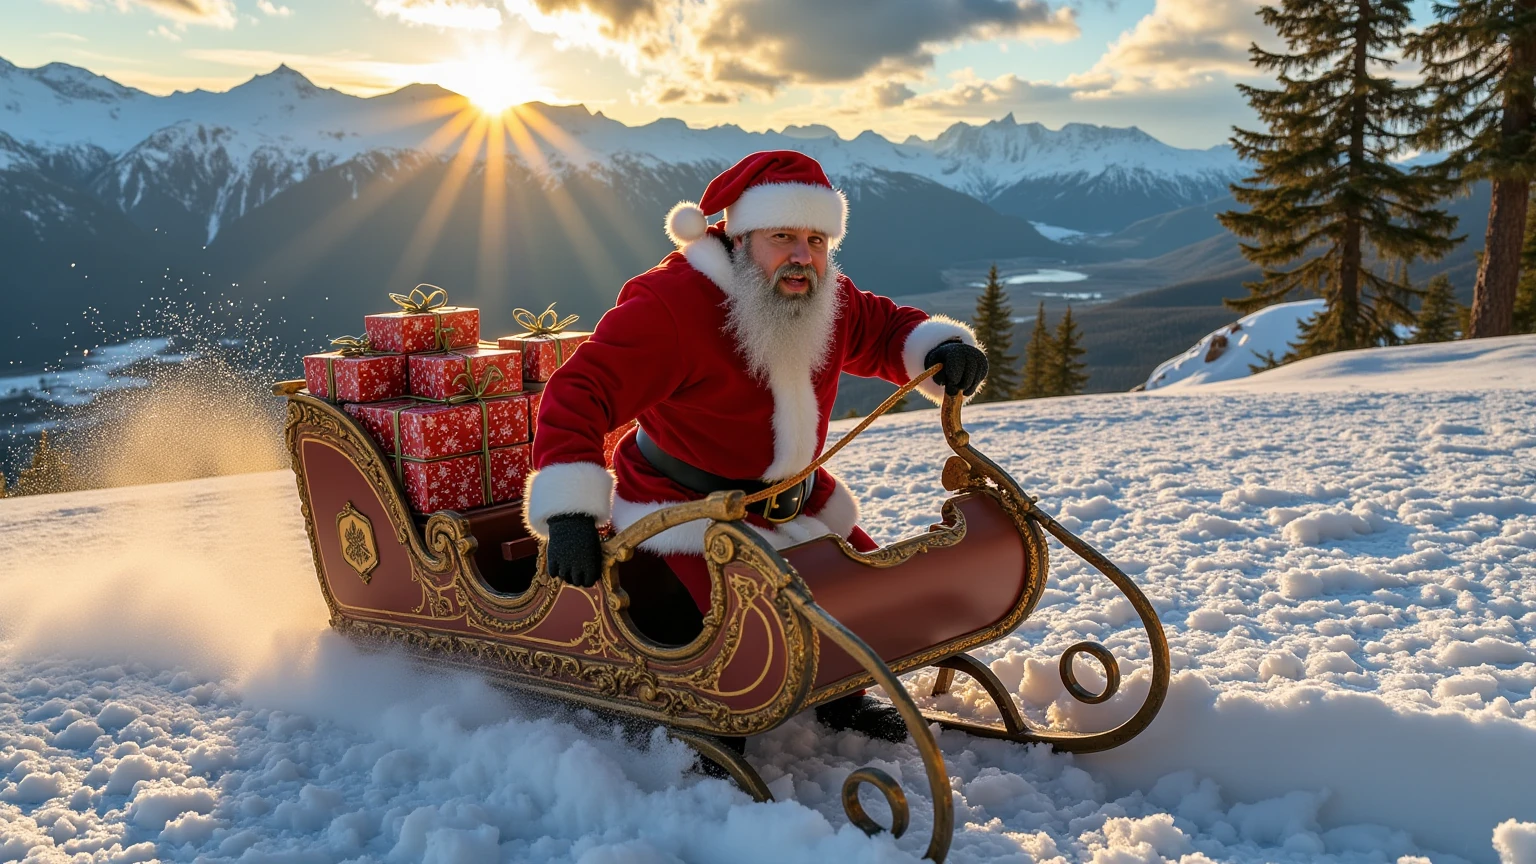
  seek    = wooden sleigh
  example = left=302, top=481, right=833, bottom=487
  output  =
left=274, top=373, right=1170, bottom=863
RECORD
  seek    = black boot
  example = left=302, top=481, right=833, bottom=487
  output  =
left=814, top=694, right=909, bottom=743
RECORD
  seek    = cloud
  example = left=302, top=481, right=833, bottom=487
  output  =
left=1069, top=0, right=1268, bottom=96
left=694, top=0, right=1077, bottom=87
left=503, top=0, right=1077, bottom=104
left=257, top=0, right=293, bottom=17
left=149, top=24, right=183, bottom=40
left=43, top=0, right=237, bottom=27
left=371, top=0, right=502, bottom=30
left=41, top=31, right=91, bottom=41
left=908, top=69, right=1074, bottom=113
left=864, top=80, right=917, bottom=110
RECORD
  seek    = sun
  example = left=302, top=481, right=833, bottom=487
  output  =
left=426, top=45, right=552, bottom=115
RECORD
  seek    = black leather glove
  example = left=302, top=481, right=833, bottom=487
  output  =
left=545, top=514, right=604, bottom=588
left=924, top=341, right=988, bottom=397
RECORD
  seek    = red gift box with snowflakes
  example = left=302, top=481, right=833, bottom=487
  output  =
left=363, top=285, right=480, bottom=354
left=496, top=304, right=589, bottom=382
left=528, top=391, right=542, bottom=437
left=399, top=444, right=530, bottom=512
left=497, top=331, right=589, bottom=382
left=346, top=395, right=531, bottom=459
left=604, top=420, right=635, bottom=468
left=302, top=351, right=407, bottom=403
left=407, top=347, right=522, bottom=401
left=345, top=393, right=532, bottom=513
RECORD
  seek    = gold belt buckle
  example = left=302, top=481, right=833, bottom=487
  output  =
left=763, top=487, right=801, bottom=524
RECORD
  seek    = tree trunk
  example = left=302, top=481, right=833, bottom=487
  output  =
left=1338, top=0, right=1370, bottom=349
left=1472, top=0, right=1536, bottom=338
left=1471, top=178, right=1528, bottom=337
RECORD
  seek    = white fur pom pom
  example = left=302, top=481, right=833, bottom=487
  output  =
left=665, top=202, right=708, bottom=247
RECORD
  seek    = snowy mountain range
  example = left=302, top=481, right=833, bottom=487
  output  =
left=0, top=55, right=1250, bottom=375
left=1, top=56, right=1243, bottom=242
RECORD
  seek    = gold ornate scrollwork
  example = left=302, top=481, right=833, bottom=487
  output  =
left=843, top=767, right=910, bottom=839
left=828, top=498, right=967, bottom=568
left=335, top=502, right=379, bottom=583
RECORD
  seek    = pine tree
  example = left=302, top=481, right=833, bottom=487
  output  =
left=971, top=264, right=1020, bottom=402
left=15, top=431, right=76, bottom=496
left=1413, top=274, right=1462, bottom=342
left=1221, top=0, right=1459, bottom=359
left=1409, top=0, right=1536, bottom=338
left=1017, top=302, right=1053, bottom=399
left=1516, top=267, right=1536, bottom=333
left=1047, top=306, right=1089, bottom=396
left=1514, top=192, right=1536, bottom=333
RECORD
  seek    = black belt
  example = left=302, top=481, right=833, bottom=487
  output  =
left=634, top=428, right=813, bottom=524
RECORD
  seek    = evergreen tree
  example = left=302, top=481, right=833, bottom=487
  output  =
left=1017, top=302, right=1053, bottom=399
left=1409, top=0, right=1536, bottom=338
left=1221, top=0, right=1459, bottom=359
left=1047, top=306, right=1089, bottom=396
left=1413, top=274, right=1462, bottom=342
left=1516, top=266, right=1536, bottom=333
left=971, top=264, right=1020, bottom=402
left=1514, top=192, right=1536, bottom=333
left=15, top=431, right=76, bottom=496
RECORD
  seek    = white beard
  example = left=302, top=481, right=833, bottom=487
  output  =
left=720, top=240, right=843, bottom=385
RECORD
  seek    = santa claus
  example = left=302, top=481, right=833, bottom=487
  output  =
left=523, top=150, right=988, bottom=741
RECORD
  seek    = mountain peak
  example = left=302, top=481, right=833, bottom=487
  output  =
left=779, top=124, right=840, bottom=141
left=233, top=64, right=323, bottom=97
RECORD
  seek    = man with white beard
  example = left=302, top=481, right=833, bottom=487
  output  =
left=522, top=151, right=988, bottom=742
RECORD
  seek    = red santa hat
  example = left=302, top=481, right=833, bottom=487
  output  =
left=665, top=150, right=848, bottom=249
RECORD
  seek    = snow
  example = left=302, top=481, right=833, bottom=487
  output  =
left=2, top=340, right=1535, bottom=862
left=1143, top=300, right=1326, bottom=390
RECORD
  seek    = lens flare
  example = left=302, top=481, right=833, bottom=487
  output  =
left=425, top=45, right=551, bottom=115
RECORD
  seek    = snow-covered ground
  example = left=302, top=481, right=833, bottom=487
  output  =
left=2, top=337, right=1534, bottom=863
left=1142, top=300, right=1327, bottom=391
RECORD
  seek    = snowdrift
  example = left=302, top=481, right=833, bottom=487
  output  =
left=1142, top=299, right=1326, bottom=390
left=2, top=338, right=1534, bottom=862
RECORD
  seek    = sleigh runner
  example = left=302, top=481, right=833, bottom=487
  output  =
left=276, top=371, right=1170, bottom=863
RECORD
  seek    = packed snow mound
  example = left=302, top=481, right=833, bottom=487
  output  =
left=2, top=342, right=1534, bottom=862
left=1143, top=299, right=1325, bottom=390
left=1223, top=331, right=1536, bottom=392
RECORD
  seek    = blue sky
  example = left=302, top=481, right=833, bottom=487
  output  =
left=0, top=0, right=1438, bottom=148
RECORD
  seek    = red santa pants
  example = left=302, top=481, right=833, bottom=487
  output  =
left=664, top=526, right=879, bottom=612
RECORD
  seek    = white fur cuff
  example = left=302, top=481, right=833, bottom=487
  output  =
left=523, top=461, right=615, bottom=538
left=902, top=316, right=980, bottom=404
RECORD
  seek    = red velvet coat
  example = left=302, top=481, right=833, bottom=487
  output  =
left=523, top=228, right=976, bottom=555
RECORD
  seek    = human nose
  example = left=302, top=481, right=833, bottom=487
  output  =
left=789, top=237, right=812, bottom=264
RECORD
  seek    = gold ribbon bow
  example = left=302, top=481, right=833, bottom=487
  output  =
left=389, top=284, right=449, bottom=315
left=446, top=365, right=505, bottom=404
left=329, top=335, right=374, bottom=357
left=512, top=303, right=579, bottom=337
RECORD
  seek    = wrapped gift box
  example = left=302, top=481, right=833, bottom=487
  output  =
left=399, top=444, right=530, bottom=512
left=604, top=420, right=636, bottom=468
left=365, top=307, right=479, bottom=354
left=497, top=331, right=589, bottom=382
left=496, top=304, right=590, bottom=383
left=408, top=347, right=521, bottom=401
left=528, top=391, right=542, bottom=437
left=346, top=395, right=531, bottom=459
left=364, top=287, right=480, bottom=354
left=302, top=351, right=407, bottom=403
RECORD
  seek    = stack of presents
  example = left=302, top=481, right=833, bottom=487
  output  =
left=302, top=285, right=630, bottom=514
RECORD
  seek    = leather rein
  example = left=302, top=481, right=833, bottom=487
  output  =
left=740, top=364, right=942, bottom=507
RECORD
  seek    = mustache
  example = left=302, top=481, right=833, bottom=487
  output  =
left=773, top=262, right=818, bottom=291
